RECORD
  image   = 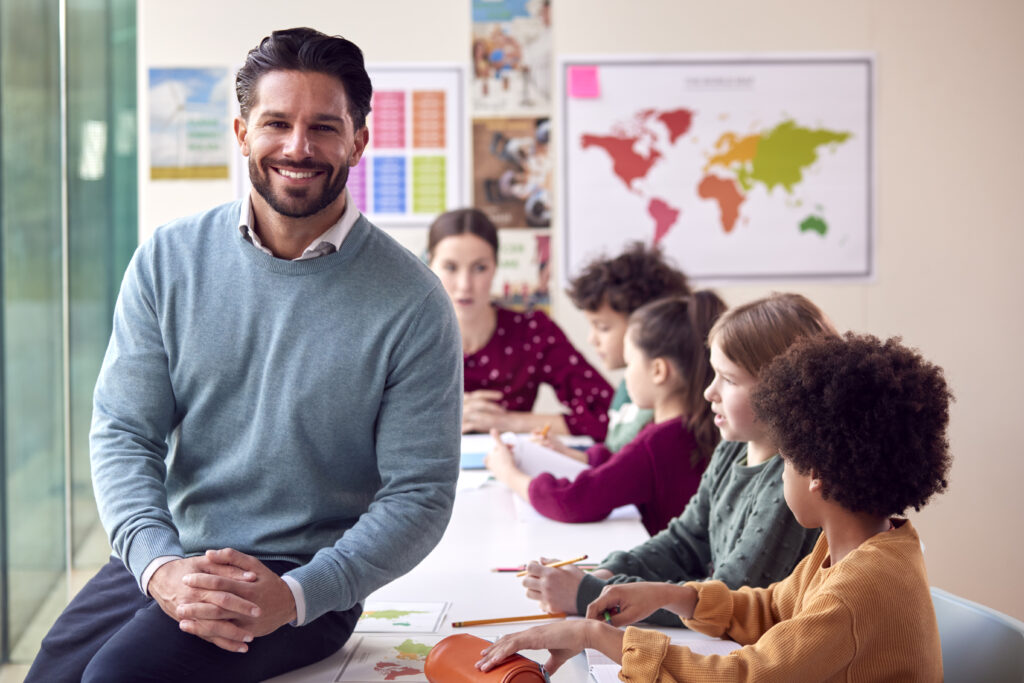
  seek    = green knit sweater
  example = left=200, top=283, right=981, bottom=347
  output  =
left=576, top=441, right=819, bottom=624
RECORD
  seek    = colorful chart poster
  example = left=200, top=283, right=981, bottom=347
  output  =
left=335, top=635, right=443, bottom=682
left=472, top=0, right=553, bottom=115
left=149, top=68, right=232, bottom=179
left=355, top=601, right=450, bottom=633
left=358, top=65, right=465, bottom=228
left=473, top=117, right=552, bottom=228
left=561, top=55, right=874, bottom=282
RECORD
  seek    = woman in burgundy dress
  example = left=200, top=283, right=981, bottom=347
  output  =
left=428, top=208, right=612, bottom=440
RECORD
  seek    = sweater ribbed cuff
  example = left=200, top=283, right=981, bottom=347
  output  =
left=284, top=556, right=352, bottom=625
left=577, top=573, right=611, bottom=615
left=683, top=580, right=733, bottom=630
left=125, top=526, right=186, bottom=590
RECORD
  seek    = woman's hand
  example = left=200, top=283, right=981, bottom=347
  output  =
left=475, top=620, right=623, bottom=675
left=462, top=390, right=506, bottom=433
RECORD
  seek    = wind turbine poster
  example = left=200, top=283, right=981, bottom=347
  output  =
left=149, top=67, right=233, bottom=180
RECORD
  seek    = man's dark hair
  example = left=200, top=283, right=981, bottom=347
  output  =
left=567, top=242, right=689, bottom=314
left=752, top=333, right=953, bottom=518
left=236, top=27, right=373, bottom=130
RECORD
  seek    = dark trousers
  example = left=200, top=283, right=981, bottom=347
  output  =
left=26, top=556, right=359, bottom=682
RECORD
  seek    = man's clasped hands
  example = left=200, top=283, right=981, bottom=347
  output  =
left=148, top=548, right=298, bottom=653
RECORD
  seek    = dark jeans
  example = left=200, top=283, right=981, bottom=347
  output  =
left=26, top=556, right=359, bottom=682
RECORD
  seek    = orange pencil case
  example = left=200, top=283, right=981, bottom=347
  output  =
left=424, top=633, right=550, bottom=682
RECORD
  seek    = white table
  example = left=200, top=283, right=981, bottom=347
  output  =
left=270, top=474, right=723, bottom=682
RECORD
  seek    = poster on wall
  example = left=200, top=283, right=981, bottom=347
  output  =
left=493, top=228, right=551, bottom=310
left=472, top=116, right=552, bottom=229
left=347, top=64, right=465, bottom=228
left=149, top=68, right=232, bottom=179
left=561, top=54, right=874, bottom=283
left=471, top=0, right=552, bottom=116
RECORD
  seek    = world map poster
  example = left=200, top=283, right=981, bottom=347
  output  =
left=561, top=55, right=873, bottom=282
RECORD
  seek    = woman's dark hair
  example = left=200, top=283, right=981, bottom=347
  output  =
left=427, top=208, right=499, bottom=261
left=236, top=27, right=373, bottom=130
left=752, top=333, right=953, bottom=517
left=567, top=242, right=689, bottom=314
left=629, top=291, right=727, bottom=466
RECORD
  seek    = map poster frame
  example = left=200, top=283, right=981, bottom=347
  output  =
left=559, top=53, right=875, bottom=284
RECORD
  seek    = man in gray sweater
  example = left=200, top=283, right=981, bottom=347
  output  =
left=28, top=28, right=462, bottom=682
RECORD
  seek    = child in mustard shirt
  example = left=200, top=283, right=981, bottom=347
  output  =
left=477, top=332, right=951, bottom=682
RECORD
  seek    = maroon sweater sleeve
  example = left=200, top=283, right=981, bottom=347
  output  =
left=528, top=428, right=657, bottom=525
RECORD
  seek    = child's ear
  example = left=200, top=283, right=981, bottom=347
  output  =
left=651, top=357, right=670, bottom=385
left=808, top=472, right=823, bottom=493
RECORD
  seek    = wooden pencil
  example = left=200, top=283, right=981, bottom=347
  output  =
left=516, top=554, right=588, bottom=577
left=451, top=612, right=567, bottom=628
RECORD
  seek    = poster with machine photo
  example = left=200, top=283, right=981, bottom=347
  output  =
left=472, top=116, right=552, bottom=229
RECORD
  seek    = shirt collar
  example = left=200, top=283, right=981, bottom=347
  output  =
left=238, top=187, right=361, bottom=260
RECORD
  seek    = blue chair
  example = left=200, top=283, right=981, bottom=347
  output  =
left=931, top=587, right=1024, bottom=682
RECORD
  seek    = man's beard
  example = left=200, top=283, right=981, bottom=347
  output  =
left=249, top=157, right=349, bottom=219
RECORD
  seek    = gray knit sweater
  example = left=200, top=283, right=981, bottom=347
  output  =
left=576, top=440, right=819, bottom=625
left=91, top=200, right=462, bottom=624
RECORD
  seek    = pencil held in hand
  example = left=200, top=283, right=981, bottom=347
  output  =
left=516, top=554, right=588, bottom=577
left=538, top=423, right=552, bottom=438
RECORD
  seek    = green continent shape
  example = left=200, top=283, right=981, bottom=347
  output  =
left=750, top=120, right=850, bottom=193
left=361, top=610, right=427, bottom=620
left=799, top=215, right=828, bottom=236
left=395, top=639, right=434, bottom=659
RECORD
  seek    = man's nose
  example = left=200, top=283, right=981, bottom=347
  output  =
left=283, top=128, right=313, bottom=158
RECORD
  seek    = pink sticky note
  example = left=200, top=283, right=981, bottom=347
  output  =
left=568, top=66, right=600, bottom=98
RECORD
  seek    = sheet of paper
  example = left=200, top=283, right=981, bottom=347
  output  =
left=334, top=634, right=445, bottom=682
left=354, top=601, right=450, bottom=633
left=502, top=432, right=589, bottom=480
left=587, top=634, right=740, bottom=680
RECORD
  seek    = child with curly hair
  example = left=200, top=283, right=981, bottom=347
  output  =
left=566, top=242, right=690, bottom=452
left=477, top=332, right=952, bottom=681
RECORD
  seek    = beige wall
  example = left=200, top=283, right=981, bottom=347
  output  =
left=139, top=0, right=1024, bottom=618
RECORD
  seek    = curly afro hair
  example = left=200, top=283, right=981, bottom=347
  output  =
left=751, top=333, right=953, bottom=518
left=566, top=242, right=689, bottom=314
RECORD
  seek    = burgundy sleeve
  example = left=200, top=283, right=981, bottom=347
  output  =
left=527, top=436, right=654, bottom=523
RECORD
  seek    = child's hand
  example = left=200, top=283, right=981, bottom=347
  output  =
left=585, top=581, right=696, bottom=626
left=521, top=558, right=587, bottom=615
left=476, top=621, right=616, bottom=675
left=483, top=429, right=516, bottom=476
left=529, top=429, right=573, bottom=456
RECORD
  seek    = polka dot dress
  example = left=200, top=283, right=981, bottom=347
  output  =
left=463, top=307, right=613, bottom=440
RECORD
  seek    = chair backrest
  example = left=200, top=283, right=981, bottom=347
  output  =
left=931, top=587, right=1024, bottom=682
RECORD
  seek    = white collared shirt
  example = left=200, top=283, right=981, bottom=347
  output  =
left=238, top=187, right=360, bottom=260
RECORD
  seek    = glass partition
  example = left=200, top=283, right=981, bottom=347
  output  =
left=0, top=0, right=136, bottom=663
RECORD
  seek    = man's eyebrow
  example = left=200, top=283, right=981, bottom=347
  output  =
left=257, top=111, right=346, bottom=124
